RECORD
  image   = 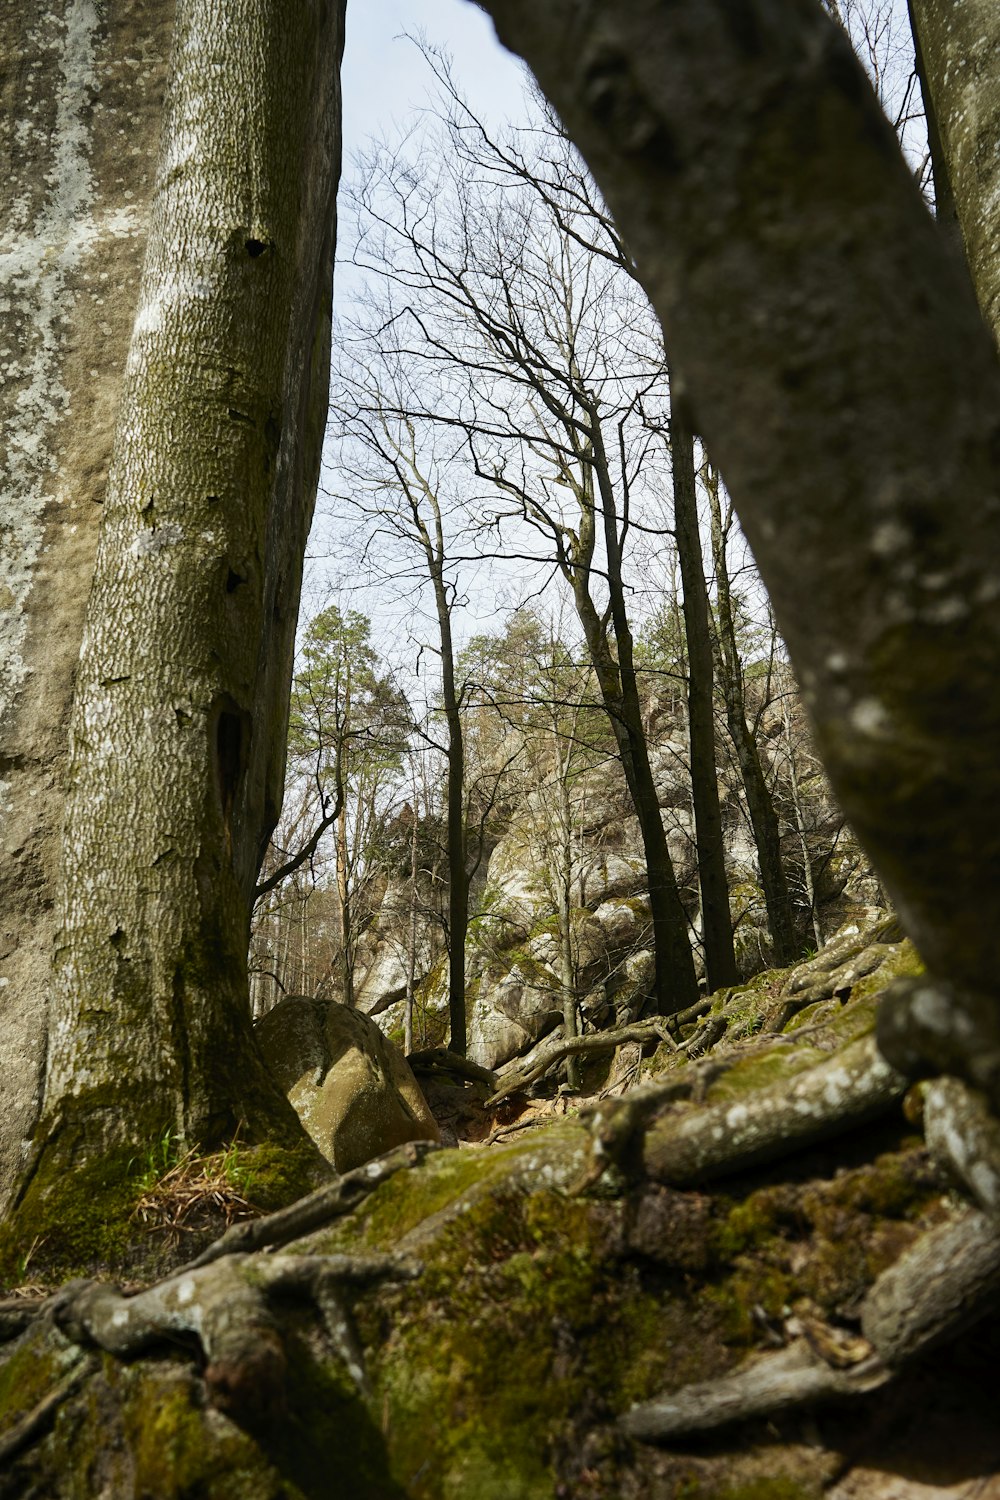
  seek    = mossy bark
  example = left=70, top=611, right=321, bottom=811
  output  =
left=11, top=0, right=346, bottom=1227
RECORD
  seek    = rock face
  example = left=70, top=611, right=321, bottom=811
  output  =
left=350, top=690, right=878, bottom=1073
left=255, top=997, right=440, bottom=1172
left=0, top=0, right=176, bottom=1215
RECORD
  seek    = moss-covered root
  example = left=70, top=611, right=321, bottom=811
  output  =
left=861, top=1206, right=1000, bottom=1365
left=923, top=1076, right=1000, bottom=1219
left=54, top=1251, right=419, bottom=1422
left=877, top=975, right=1000, bottom=1109
left=622, top=1336, right=890, bottom=1442
left=183, top=1139, right=441, bottom=1271
left=640, top=1035, right=908, bottom=1186
left=625, top=1204, right=1000, bottom=1444
left=0, top=1132, right=330, bottom=1284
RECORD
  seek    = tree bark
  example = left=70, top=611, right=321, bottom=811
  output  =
left=15, top=0, right=346, bottom=1205
left=566, top=455, right=699, bottom=1015
left=705, top=466, right=800, bottom=965
left=909, top=0, right=1000, bottom=345
left=670, top=410, right=739, bottom=989
left=478, top=0, right=1000, bottom=1060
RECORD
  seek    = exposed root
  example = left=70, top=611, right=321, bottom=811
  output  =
left=860, top=1206, right=1000, bottom=1365
left=575, top=1034, right=909, bottom=1191
left=923, top=1075, right=1000, bottom=1219
left=622, top=1338, right=890, bottom=1443
left=178, top=1137, right=440, bottom=1272
left=486, top=1020, right=677, bottom=1108
left=0, top=1354, right=96, bottom=1464
left=0, top=1294, right=49, bottom=1345
left=53, top=1250, right=420, bottom=1423
left=877, top=976, right=1000, bottom=1110
left=623, top=1197, right=1000, bottom=1444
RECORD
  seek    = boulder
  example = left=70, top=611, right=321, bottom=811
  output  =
left=255, top=996, right=441, bottom=1172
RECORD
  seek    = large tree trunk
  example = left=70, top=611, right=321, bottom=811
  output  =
left=0, top=0, right=177, bottom=1212
left=909, top=0, right=1000, bottom=344
left=9, top=0, right=346, bottom=1232
left=670, top=410, right=739, bottom=990
left=479, top=0, right=1000, bottom=1086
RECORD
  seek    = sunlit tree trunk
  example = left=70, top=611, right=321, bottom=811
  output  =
left=909, top=0, right=1000, bottom=343
left=11, top=0, right=345, bottom=1224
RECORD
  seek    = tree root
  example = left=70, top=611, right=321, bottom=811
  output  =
left=179, top=1137, right=440, bottom=1271
left=0, top=1354, right=96, bottom=1464
left=877, top=976, right=1000, bottom=1110
left=922, top=1075, right=1000, bottom=1219
left=576, top=1034, right=908, bottom=1189
left=53, top=1250, right=420, bottom=1422
left=486, top=1020, right=677, bottom=1107
left=624, top=1204, right=1000, bottom=1443
left=621, top=1338, right=890, bottom=1442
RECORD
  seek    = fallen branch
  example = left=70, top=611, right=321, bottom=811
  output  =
left=486, top=1020, right=677, bottom=1108
left=406, top=1048, right=498, bottom=1089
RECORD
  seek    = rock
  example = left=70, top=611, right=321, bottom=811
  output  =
left=467, top=957, right=562, bottom=1070
left=255, top=997, right=441, bottom=1172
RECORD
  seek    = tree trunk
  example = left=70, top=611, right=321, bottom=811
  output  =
left=569, top=446, right=699, bottom=1014
left=705, top=466, right=800, bottom=966
left=478, top=0, right=1000, bottom=1064
left=571, top=574, right=700, bottom=1014
left=670, top=410, right=739, bottom=989
left=553, top=740, right=581, bottom=1089
left=11, top=0, right=345, bottom=1226
left=909, top=0, right=1000, bottom=345
left=432, top=567, right=468, bottom=1057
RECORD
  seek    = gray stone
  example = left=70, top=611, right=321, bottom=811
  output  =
left=255, top=997, right=440, bottom=1172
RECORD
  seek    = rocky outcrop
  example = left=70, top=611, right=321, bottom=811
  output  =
left=255, top=997, right=440, bottom=1172
left=346, top=681, right=875, bottom=1074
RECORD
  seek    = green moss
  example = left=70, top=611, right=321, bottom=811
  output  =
left=0, top=1326, right=78, bottom=1427
left=0, top=1123, right=328, bottom=1285
left=848, top=938, right=924, bottom=1003
left=365, top=1184, right=698, bottom=1499
left=0, top=1141, right=143, bottom=1283
left=716, top=1481, right=818, bottom=1500
left=120, top=1362, right=285, bottom=1500
left=233, top=1138, right=332, bottom=1212
left=704, top=1043, right=826, bottom=1104
left=260, top=1328, right=406, bottom=1498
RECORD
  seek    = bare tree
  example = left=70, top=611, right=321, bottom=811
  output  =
left=342, top=98, right=702, bottom=1013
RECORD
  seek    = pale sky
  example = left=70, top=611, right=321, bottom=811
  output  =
left=340, top=1, right=527, bottom=160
